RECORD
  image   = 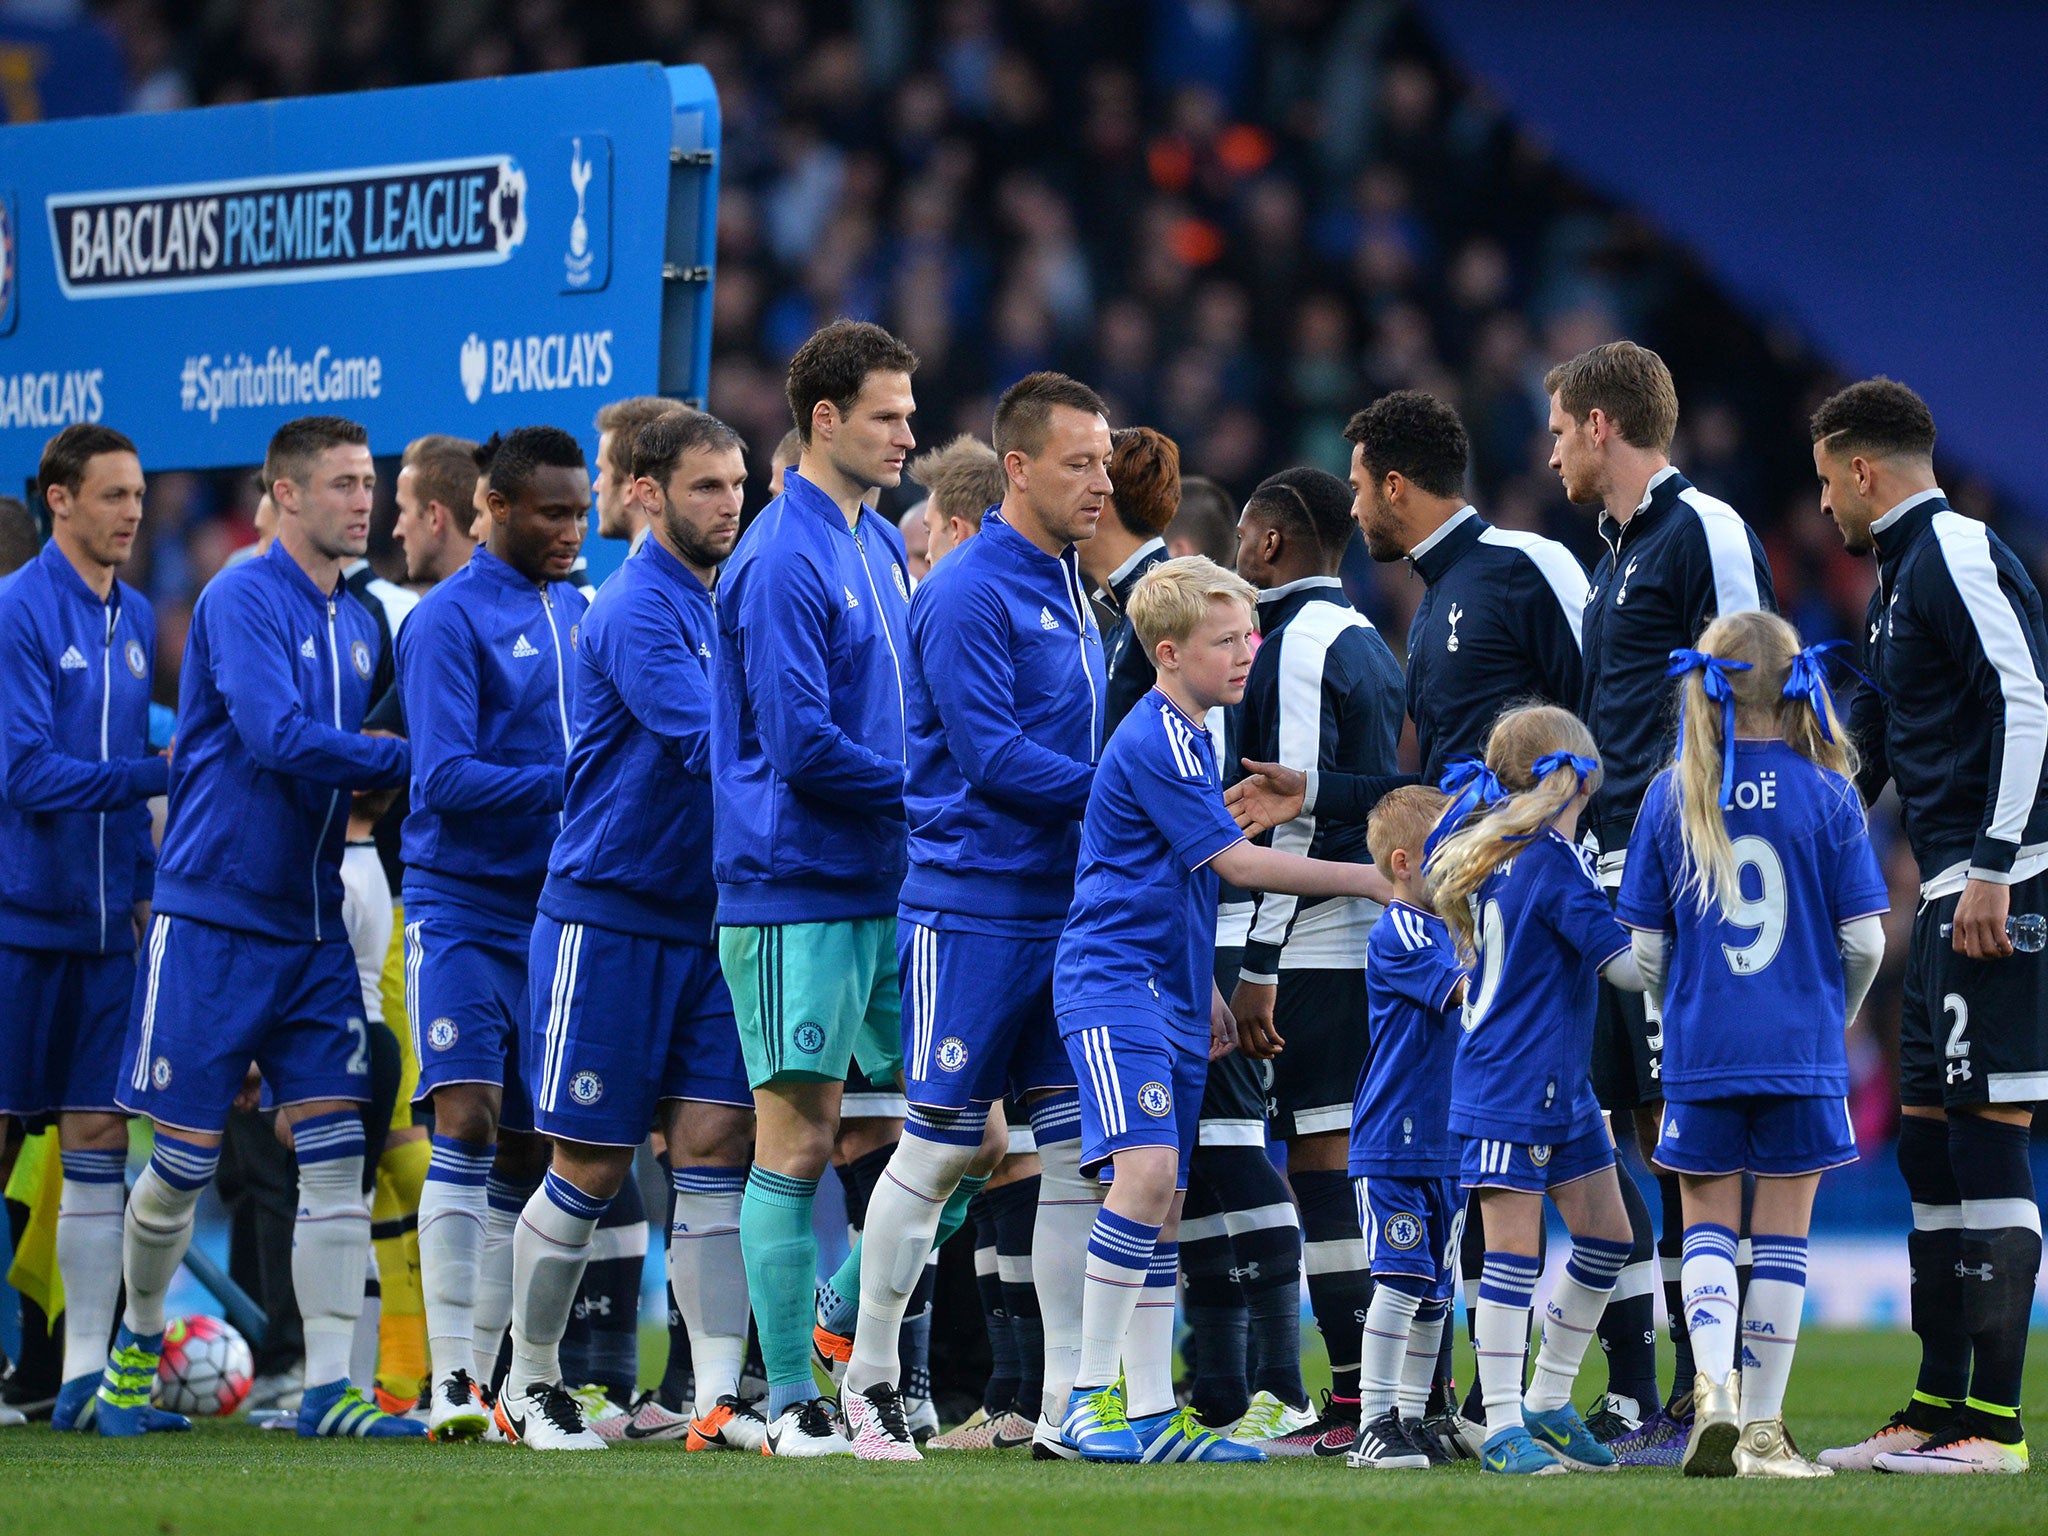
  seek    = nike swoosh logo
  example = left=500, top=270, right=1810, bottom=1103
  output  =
left=1311, top=1437, right=1353, bottom=1457
left=505, top=1412, right=527, bottom=1439
left=991, top=1430, right=1034, bottom=1448
left=621, top=1420, right=674, bottom=1440
left=1486, top=1452, right=1508, bottom=1470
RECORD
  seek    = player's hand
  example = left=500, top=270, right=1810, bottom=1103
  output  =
left=131, top=899, right=151, bottom=946
left=1231, top=978, right=1283, bottom=1059
left=232, top=1064, right=263, bottom=1114
left=1208, top=985, right=1238, bottom=1060
left=1225, top=760, right=1306, bottom=835
left=362, top=728, right=399, bottom=740
left=1953, top=876, right=2014, bottom=960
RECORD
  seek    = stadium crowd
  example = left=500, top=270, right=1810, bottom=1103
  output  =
left=0, top=0, right=2036, bottom=1485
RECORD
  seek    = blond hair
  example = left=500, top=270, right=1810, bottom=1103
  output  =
left=1669, top=610, right=1858, bottom=917
left=1128, top=555, right=1257, bottom=656
left=910, top=435, right=1005, bottom=530
left=1368, top=785, right=1450, bottom=875
left=1543, top=340, right=1679, bottom=452
left=1426, top=705, right=1602, bottom=960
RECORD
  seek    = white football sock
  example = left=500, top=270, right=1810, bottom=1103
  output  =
left=1124, top=1242, right=1179, bottom=1418
left=1475, top=1251, right=1539, bottom=1435
left=418, top=1137, right=492, bottom=1384
left=123, top=1136, right=217, bottom=1337
left=1680, top=1222, right=1740, bottom=1385
left=1028, top=1100, right=1097, bottom=1422
left=507, top=1172, right=603, bottom=1395
left=1359, top=1279, right=1424, bottom=1418
left=351, top=1247, right=382, bottom=1392
left=475, top=1174, right=533, bottom=1386
left=668, top=1166, right=749, bottom=1408
left=291, top=1112, right=371, bottom=1391
left=1525, top=1234, right=1629, bottom=1412
left=1074, top=1207, right=1157, bottom=1394
left=846, top=1129, right=978, bottom=1394
left=1402, top=1303, right=1447, bottom=1422
left=57, top=1153, right=127, bottom=1381
left=1739, top=1235, right=1808, bottom=1422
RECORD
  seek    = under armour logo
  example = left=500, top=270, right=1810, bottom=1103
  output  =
left=1615, top=556, right=1641, bottom=606
left=1947, top=1060, right=1973, bottom=1084
left=1228, top=1261, right=1262, bottom=1283
left=1956, top=1262, right=1995, bottom=1281
left=574, top=1295, right=614, bottom=1319
left=1446, top=604, right=1463, bottom=652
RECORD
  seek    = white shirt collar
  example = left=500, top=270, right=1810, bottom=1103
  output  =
left=1407, top=504, right=1478, bottom=561
left=1871, top=486, right=1946, bottom=537
left=1256, top=574, right=1343, bottom=605
left=1108, top=537, right=1166, bottom=589
left=1633, top=464, right=1681, bottom=514
left=629, top=524, right=650, bottom=556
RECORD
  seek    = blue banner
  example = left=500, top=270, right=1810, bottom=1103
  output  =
left=0, top=64, right=719, bottom=513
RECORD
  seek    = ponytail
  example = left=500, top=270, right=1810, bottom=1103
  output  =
left=1668, top=613, right=1864, bottom=917
left=1426, top=707, right=1602, bottom=963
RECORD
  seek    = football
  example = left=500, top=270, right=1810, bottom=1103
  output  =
left=152, top=1315, right=254, bottom=1418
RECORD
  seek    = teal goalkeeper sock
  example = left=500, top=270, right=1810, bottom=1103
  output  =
left=742, top=1167, right=822, bottom=1418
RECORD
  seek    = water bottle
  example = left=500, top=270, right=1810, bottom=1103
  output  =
left=1944, top=913, right=2048, bottom=952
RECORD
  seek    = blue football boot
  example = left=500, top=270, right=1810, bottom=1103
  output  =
left=298, top=1379, right=430, bottom=1438
left=1061, top=1382, right=1142, bottom=1462
left=1133, top=1405, right=1268, bottom=1463
left=94, top=1327, right=192, bottom=1436
left=52, top=1372, right=102, bottom=1432
left=1479, top=1424, right=1564, bottom=1475
left=1523, top=1402, right=1618, bottom=1470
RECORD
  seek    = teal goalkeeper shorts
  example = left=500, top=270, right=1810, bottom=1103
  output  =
left=719, top=918, right=903, bottom=1089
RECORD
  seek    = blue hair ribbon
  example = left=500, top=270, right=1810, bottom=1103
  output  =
left=1667, top=647, right=1755, bottom=807
left=1782, top=639, right=1884, bottom=740
left=1493, top=749, right=1601, bottom=842
left=1424, top=757, right=1506, bottom=864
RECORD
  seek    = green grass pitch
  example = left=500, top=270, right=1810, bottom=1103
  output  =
left=5, top=1331, right=2043, bottom=1536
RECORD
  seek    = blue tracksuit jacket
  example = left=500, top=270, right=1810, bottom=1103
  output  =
left=397, top=545, right=587, bottom=923
left=153, top=541, right=408, bottom=943
left=899, top=511, right=1106, bottom=924
left=544, top=536, right=719, bottom=942
left=711, top=470, right=913, bottom=925
left=0, top=541, right=166, bottom=953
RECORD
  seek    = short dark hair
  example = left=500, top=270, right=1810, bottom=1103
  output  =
left=1250, top=466, right=1354, bottom=558
left=265, top=415, right=368, bottom=490
left=596, top=395, right=690, bottom=481
left=991, top=371, right=1109, bottom=459
left=487, top=426, right=587, bottom=504
left=0, top=494, right=37, bottom=576
left=1106, top=426, right=1181, bottom=537
left=631, top=410, right=746, bottom=486
left=1344, top=391, right=1468, bottom=499
left=402, top=434, right=480, bottom=521
left=1810, top=377, right=1937, bottom=461
left=473, top=433, right=502, bottom=478
left=1542, top=340, right=1679, bottom=452
left=38, top=423, right=138, bottom=504
left=785, top=320, right=918, bottom=446
left=1166, top=476, right=1237, bottom=566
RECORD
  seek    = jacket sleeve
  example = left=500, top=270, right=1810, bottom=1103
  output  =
left=0, top=601, right=169, bottom=811
left=1679, top=512, right=1777, bottom=641
left=1929, top=528, right=2048, bottom=880
left=1518, top=553, right=1586, bottom=708
left=212, top=585, right=408, bottom=790
left=401, top=607, right=563, bottom=816
left=1850, top=591, right=1891, bottom=805
left=736, top=554, right=905, bottom=813
left=918, top=585, right=1093, bottom=818
left=129, top=801, right=157, bottom=902
left=610, top=601, right=713, bottom=776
